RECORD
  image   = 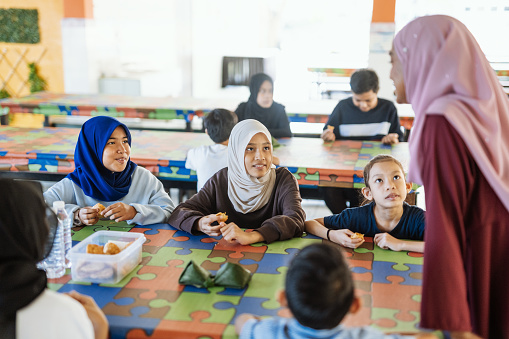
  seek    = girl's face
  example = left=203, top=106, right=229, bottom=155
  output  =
left=244, top=132, right=273, bottom=178
left=256, top=80, right=274, bottom=108
left=389, top=46, right=408, bottom=104
left=102, top=126, right=131, bottom=172
left=361, top=161, right=411, bottom=208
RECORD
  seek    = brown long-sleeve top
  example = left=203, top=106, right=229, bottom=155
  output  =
left=167, top=167, right=305, bottom=243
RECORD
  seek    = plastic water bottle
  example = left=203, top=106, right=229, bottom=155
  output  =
left=40, top=215, right=65, bottom=278
left=53, top=201, right=73, bottom=268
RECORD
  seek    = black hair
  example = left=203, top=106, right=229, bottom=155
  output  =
left=350, top=68, right=379, bottom=94
left=285, top=243, right=354, bottom=329
left=203, top=108, right=238, bottom=143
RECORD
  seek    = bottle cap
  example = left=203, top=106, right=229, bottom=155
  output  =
left=53, top=201, right=65, bottom=209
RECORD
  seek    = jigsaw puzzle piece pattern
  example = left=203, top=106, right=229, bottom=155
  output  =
left=126, top=259, right=185, bottom=299
left=126, top=311, right=227, bottom=339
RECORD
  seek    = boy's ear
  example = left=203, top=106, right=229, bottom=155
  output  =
left=349, top=295, right=362, bottom=315
left=361, top=186, right=373, bottom=201
left=204, top=128, right=209, bottom=136
left=277, top=289, right=287, bottom=307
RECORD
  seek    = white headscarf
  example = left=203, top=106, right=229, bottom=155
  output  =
left=227, top=119, right=276, bottom=214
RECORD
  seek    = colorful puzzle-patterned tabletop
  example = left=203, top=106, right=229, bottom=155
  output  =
left=47, top=219, right=423, bottom=339
left=0, top=126, right=410, bottom=188
left=0, top=92, right=415, bottom=127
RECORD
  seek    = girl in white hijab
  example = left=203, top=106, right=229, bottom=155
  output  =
left=168, top=119, right=305, bottom=244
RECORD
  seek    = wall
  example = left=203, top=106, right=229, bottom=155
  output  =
left=0, top=0, right=65, bottom=97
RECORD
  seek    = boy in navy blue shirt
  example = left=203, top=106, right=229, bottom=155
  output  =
left=306, top=154, right=425, bottom=253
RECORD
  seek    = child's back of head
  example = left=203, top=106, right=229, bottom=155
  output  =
left=203, top=109, right=238, bottom=144
left=286, top=243, right=354, bottom=330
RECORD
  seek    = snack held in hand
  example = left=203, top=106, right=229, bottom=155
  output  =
left=351, top=232, right=364, bottom=241
left=93, top=203, right=106, bottom=218
left=327, top=125, right=335, bottom=131
left=216, top=212, right=228, bottom=222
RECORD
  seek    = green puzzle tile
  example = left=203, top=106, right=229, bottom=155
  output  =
left=157, top=289, right=240, bottom=323
left=72, top=222, right=133, bottom=241
left=243, top=266, right=287, bottom=309
left=92, top=108, right=125, bottom=117
left=372, top=308, right=420, bottom=333
left=252, top=236, right=321, bottom=255
left=355, top=246, right=423, bottom=271
left=142, top=247, right=226, bottom=268
left=221, top=324, right=237, bottom=339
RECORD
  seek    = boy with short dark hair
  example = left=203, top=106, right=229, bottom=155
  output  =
left=321, top=68, right=403, bottom=144
left=235, top=243, right=444, bottom=339
left=320, top=68, right=404, bottom=214
left=185, top=108, right=238, bottom=191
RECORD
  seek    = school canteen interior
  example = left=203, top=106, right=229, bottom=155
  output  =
left=1, top=0, right=508, bottom=215
left=0, top=0, right=507, bottom=202
left=1, top=1, right=508, bottom=337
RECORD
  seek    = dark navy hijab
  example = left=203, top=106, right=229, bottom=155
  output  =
left=235, top=73, right=291, bottom=138
left=67, top=116, right=137, bottom=201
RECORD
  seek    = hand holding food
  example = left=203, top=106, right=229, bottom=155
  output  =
left=328, top=229, right=364, bottom=248
left=350, top=232, right=365, bottom=241
left=102, top=202, right=137, bottom=222
left=216, top=212, right=228, bottom=223
left=93, top=203, right=106, bottom=218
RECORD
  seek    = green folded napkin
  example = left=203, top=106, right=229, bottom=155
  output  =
left=178, top=261, right=252, bottom=289
left=213, top=262, right=252, bottom=289
left=178, top=261, right=214, bottom=288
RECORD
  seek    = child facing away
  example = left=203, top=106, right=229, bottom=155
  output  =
left=168, top=119, right=305, bottom=245
left=44, top=116, right=175, bottom=226
left=306, top=155, right=425, bottom=253
left=235, top=73, right=293, bottom=139
left=185, top=108, right=238, bottom=191
left=235, top=243, right=467, bottom=339
left=0, top=179, right=108, bottom=339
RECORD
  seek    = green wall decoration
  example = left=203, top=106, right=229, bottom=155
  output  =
left=0, top=88, right=11, bottom=99
left=28, top=62, right=46, bottom=93
left=0, top=8, right=41, bottom=44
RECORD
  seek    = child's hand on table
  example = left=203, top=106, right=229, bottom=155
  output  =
left=381, top=133, right=399, bottom=145
left=330, top=229, right=364, bottom=248
left=374, top=232, right=402, bottom=251
left=321, top=129, right=336, bottom=142
left=77, top=207, right=101, bottom=225
left=196, top=214, right=223, bottom=236
left=102, top=202, right=137, bottom=222
left=220, top=223, right=264, bottom=245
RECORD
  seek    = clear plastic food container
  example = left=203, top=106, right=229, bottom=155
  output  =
left=69, top=231, right=146, bottom=284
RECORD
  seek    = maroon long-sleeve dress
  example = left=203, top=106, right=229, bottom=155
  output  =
left=419, top=116, right=509, bottom=338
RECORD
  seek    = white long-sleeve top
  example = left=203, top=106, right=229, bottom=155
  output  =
left=44, top=166, right=175, bottom=225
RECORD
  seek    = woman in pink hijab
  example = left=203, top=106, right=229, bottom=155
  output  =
left=390, top=15, right=509, bottom=338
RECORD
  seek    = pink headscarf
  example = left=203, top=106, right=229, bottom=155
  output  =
left=394, top=15, right=509, bottom=212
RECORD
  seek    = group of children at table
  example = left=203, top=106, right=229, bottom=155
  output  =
left=2, top=14, right=504, bottom=339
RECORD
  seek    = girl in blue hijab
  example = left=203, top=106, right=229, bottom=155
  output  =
left=44, top=116, right=175, bottom=226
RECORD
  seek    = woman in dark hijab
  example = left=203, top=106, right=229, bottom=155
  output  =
left=235, top=73, right=293, bottom=138
left=0, top=179, right=107, bottom=339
